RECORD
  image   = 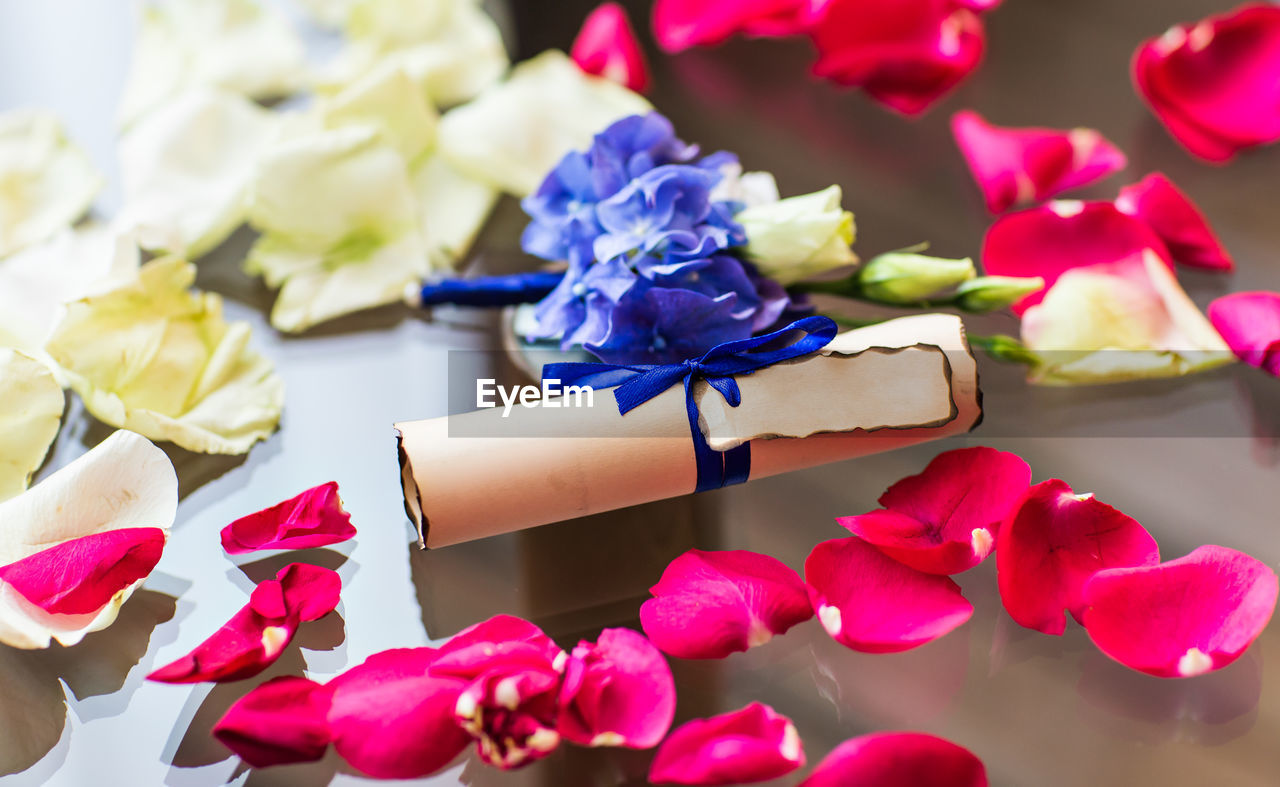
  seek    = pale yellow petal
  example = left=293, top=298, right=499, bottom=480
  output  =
left=0, top=110, right=102, bottom=257
left=0, top=350, right=63, bottom=503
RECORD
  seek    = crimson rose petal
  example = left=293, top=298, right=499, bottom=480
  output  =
left=558, top=627, right=675, bottom=748
left=951, top=110, right=1127, bottom=213
left=996, top=479, right=1160, bottom=635
left=1081, top=545, right=1278, bottom=678
left=805, top=536, right=972, bottom=653
left=1208, top=291, right=1280, bottom=376
left=213, top=676, right=333, bottom=768
left=640, top=549, right=813, bottom=659
left=0, top=527, right=166, bottom=615
left=807, top=0, right=986, bottom=116
left=981, top=200, right=1172, bottom=314
left=148, top=563, right=341, bottom=683
left=1133, top=4, right=1280, bottom=162
left=651, top=0, right=809, bottom=53
left=1115, top=173, right=1234, bottom=271
left=838, top=446, right=1031, bottom=575
left=648, top=702, right=804, bottom=786
left=798, top=731, right=988, bottom=787
left=572, top=3, right=650, bottom=92
left=219, top=481, right=356, bottom=555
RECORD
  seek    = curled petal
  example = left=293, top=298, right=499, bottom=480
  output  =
left=808, top=0, right=986, bottom=116
left=951, top=110, right=1127, bottom=213
left=1132, top=4, right=1280, bottom=162
left=0, top=349, right=63, bottom=502
left=640, top=549, right=813, bottom=659
left=559, top=627, right=675, bottom=748
left=220, top=481, right=356, bottom=554
left=1208, top=291, right=1280, bottom=376
left=648, top=702, right=804, bottom=786
left=1082, top=545, right=1278, bottom=678
left=0, top=109, right=102, bottom=257
left=651, top=0, right=810, bottom=52
left=0, top=528, right=165, bottom=616
left=436, top=613, right=564, bottom=665
left=805, top=537, right=972, bottom=653
left=839, top=446, right=1031, bottom=575
left=572, top=3, right=651, bottom=93
left=213, top=676, right=332, bottom=768
left=1114, top=173, right=1233, bottom=271
left=798, top=731, right=987, bottom=787
left=981, top=200, right=1171, bottom=314
left=996, top=479, right=1160, bottom=635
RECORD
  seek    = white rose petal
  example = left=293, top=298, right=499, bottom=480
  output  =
left=0, top=110, right=102, bottom=258
left=0, top=350, right=64, bottom=503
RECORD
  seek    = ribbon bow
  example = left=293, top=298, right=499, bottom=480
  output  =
left=542, top=316, right=839, bottom=492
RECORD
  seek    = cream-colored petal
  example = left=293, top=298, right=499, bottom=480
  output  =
left=437, top=50, right=650, bottom=196
left=0, top=110, right=102, bottom=258
left=0, top=350, right=64, bottom=503
left=738, top=185, right=857, bottom=285
left=411, top=152, right=498, bottom=269
left=321, top=66, right=437, bottom=161
left=294, top=0, right=356, bottom=27
left=118, top=89, right=281, bottom=258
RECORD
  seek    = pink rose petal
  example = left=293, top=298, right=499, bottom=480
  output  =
left=951, top=110, right=1127, bottom=213
left=1208, top=291, right=1280, bottom=376
left=805, top=536, right=972, bottom=653
left=798, top=731, right=987, bottom=787
left=640, top=549, right=813, bottom=659
left=981, top=200, right=1172, bottom=314
left=220, top=482, right=356, bottom=555
left=838, top=446, right=1031, bottom=575
left=0, top=527, right=166, bottom=615
left=807, top=0, right=987, bottom=116
left=1081, top=545, right=1279, bottom=678
left=1133, top=4, right=1280, bottom=162
left=572, top=3, right=651, bottom=92
left=558, top=627, right=675, bottom=749
left=328, top=647, right=472, bottom=779
left=148, top=563, right=341, bottom=683
left=1115, top=173, right=1234, bottom=271
left=648, top=702, right=804, bottom=786
left=652, top=0, right=809, bottom=53
left=213, top=676, right=333, bottom=768
left=996, top=479, right=1160, bottom=635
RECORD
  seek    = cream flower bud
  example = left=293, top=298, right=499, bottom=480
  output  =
left=736, top=185, right=857, bottom=285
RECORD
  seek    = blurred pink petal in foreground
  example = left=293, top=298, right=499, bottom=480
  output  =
left=798, top=731, right=988, bottom=787
left=559, top=627, right=675, bottom=748
left=640, top=549, right=813, bottom=659
left=1082, top=545, right=1279, bottom=678
left=651, top=0, right=810, bottom=53
left=220, top=481, right=356, bottom=554
left=1115, top=173, right=1234, bottom=271
left=806, top=0, right=988, bottom=115
left=1133, top=3, right=1280, bottom=162
left=648, top=702, right=804, bottom=785
left=838, top=446, right=1031, bottom=574
left=0, top=527, right=166, bottom=615
left=805, top=536, right=972, bottom=653
left=996, top=480, right=1160, bottom=635
left=1208, top=291, right=1280, bottom=376
left=951, top=110, right=1127, bottom=213
left=148, top=563, right=341, bottom=683
left=572, top=3, right=651, bottom=92
left=982, top=200, right=1172, bottom=314
left=213, top=676, right=333, bottom=768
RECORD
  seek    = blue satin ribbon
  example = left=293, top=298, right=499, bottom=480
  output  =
left=416, top=271, right=564, bottom=307
left=542, top=315, right=839, bottom=493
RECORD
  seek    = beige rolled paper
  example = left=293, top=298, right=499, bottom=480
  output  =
left=396, top=313, right=981, bottom=548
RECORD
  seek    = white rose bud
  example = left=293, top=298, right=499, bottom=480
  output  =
left=736, top=185, right=857, bottom=286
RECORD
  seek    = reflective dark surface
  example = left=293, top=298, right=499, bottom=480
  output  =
left=2, top=0, right=1279, bottom=785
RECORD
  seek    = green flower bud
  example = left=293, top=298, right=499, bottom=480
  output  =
left=954, top=276, right=1045, bottom=312
left=858, top=252, right=975, bottom=304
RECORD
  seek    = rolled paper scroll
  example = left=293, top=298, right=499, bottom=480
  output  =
left=396, top=313, right=981, bottom=548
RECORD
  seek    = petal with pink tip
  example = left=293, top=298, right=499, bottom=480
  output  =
left=558, top=627, right=675, bottom=748
left=982, top=200, right=1172, bottom=314
left=1208, top=291, right=1280, bottom=377
left=798, top=731, right=987, bottom=787
left=951, top=110, right=1127, bottom=213
left=219, top=481, right=356, bottom=555
left=996, top=479, right=1160, bottom=635
left=640, top=549, right=813, bottom=659
left=147, top=563, right=340, bottom=683
left=648, top=702, right=804, bottom=786
left=805, top=537, right=972, bottom=653
left=1082, top=545, right=1278, bottom=678
left=213, top=676, right=333, bottom=768
left=1115, top=173, right=1233, bottom=271
left=572, top=3, right=651, bottom=92
left=0, top=527, right=165, bottom=615
left=1132, top=5, right=1280, bottom=162
left=839, top=446, right=1031, bottom=575
left=651, top=0, right=809, bottom=53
